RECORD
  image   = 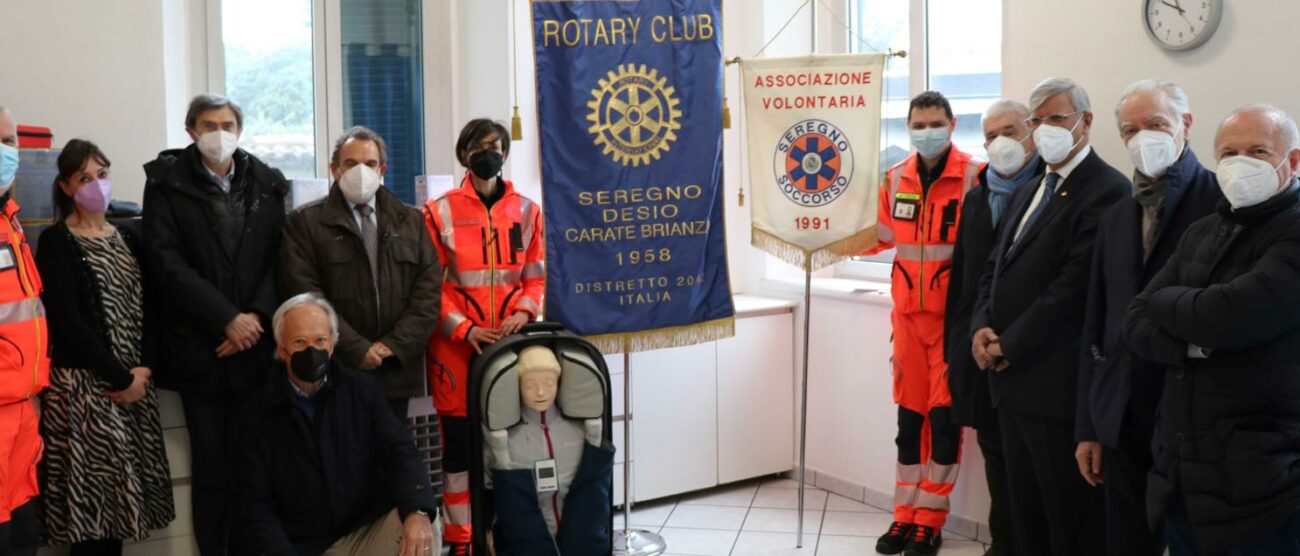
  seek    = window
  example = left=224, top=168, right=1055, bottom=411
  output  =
left=850, top=1, right=910, bottom=171
left=340, top=0, right=425, bottom=203
left=927, top=0, right=1002, bottom=159
left=840, top=0, right=1002, bottom=280
left=218, top=0, right=426, bottom=203
left=222, top=0, right=318, bottom=180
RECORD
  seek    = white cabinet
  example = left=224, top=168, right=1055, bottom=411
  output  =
left=608, top=309, right=796, bottom=504
left=717, top=313, right=795, bottom=483
left=630, top=341, right=719, bottom=501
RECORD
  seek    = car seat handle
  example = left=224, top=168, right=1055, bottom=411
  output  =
left=519, top=321, right=566, bottom=335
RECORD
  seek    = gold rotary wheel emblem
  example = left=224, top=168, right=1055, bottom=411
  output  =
left=586, top=63, right=683, bottom=167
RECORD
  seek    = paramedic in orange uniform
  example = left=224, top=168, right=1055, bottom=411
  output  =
left=866, top=91, right=981, bottom=556
left=0, top=106, right=49, bottom=555
left=423, top=119, right=544, bottom=555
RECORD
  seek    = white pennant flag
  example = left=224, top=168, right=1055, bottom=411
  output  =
left=741, top=53, right=886, bottom=270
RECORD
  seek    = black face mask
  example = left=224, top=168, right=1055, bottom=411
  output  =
left=469, top=150, right=504, bottom=180
left=289, top=347, right=331, bottom=383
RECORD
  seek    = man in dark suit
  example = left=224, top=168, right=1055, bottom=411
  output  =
left=970, top=77, right=1129, bottom=555
left=1074, top=80, right=1221, bottom=555
left=945, top=99, right=1044, bottom=556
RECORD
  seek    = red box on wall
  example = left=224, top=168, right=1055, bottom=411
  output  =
left=16, top=126, right=52, bottom=149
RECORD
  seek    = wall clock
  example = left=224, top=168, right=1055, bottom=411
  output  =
left=1144, top=0, right=1222, bottom=51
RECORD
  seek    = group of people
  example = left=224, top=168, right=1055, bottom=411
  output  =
left=0, top=94, right=545, bottom=556
left=7, top=75, right=1299, bottom=556
left=871, top=77, right=1300, bottom=556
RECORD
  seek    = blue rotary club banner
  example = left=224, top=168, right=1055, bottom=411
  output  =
left=533, top=0, right=734, bottom=353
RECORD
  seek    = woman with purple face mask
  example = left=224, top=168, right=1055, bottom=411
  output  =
left=34, top=139, right=174, bottom=554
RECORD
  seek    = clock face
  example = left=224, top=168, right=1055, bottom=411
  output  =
left=1145, top=0, right=1221, bottom=51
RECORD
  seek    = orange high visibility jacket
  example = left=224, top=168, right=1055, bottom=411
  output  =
left=0, top=198, right=48, bottom=402
left=866, top=148, right=982, bottom=315
left=423, top=175, right=544, bottom=416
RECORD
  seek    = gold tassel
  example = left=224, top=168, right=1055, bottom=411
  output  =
left=738, top=187, right=745, bottom=206
left=510, top=105, right=523, bottom=141
left=722, top=96, right=732, bottom=129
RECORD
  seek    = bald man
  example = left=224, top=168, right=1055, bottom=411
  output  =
left=1127, top=104, right=1300, bottom=555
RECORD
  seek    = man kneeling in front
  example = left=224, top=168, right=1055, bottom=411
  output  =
left=236, top=293, right=440, bottom=555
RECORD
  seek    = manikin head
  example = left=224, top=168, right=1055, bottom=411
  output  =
left=517, top=346, right=562, bottom=413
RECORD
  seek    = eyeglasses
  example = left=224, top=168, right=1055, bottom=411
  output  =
left=1026, top=111, right=1080, bottom=128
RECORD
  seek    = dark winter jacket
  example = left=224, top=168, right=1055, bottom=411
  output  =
left=278, top=185, right=441, bottom=399
left=36, top=220, right=155, bottom=391
left=142, top=145, right=287, bottom=393
left=945, top=161, right=1045, bottom=428
left=1126, top=180, right=1300, bottom=554
left=1076, top=149, right=1221, bottom=447
left=235, top=361, right=438, bottom=555
left=972, top=148, right=1129, bottom=419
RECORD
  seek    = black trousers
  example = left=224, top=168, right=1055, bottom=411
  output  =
left=388, top=397, right=410, bottom=423
left=69, top=538, right=123, bottom=556
left=999, top=407, right=1104, bottom=556
left=0, top=500, right=38, bottom=556
left=977, top=421, right=1014, bottom=554
left=181, top=392, right=248, bottom=556
left=1102, top=422, right=1163, bottom=555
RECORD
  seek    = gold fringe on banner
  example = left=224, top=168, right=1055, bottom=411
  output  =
left=752, top=227, right=880, bottom=272
left=584, top=317, right=736, bottom=356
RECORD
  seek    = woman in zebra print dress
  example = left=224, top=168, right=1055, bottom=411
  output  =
left=34, top=140, right=174, bottom=555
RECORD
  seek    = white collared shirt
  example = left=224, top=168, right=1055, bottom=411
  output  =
left=204, top=160, right=236, bottom=194
left=1013, top=144, right=1093, bottom=243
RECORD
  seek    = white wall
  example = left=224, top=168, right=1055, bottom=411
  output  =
left=0, top=0, right=205, bottom=205
left=1005, top=0, right=1298, bottom=172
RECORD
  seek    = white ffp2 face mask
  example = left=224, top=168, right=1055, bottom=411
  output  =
left=339, top=164, right=382, bottom=205
left=1033, top=117, right=1084, bottom=165
left=197, top=130, right=238, bottom=166
left=1128, top=129, right=1180, bottom=178
left=1216, top=155, right=1289, bottom=209
left=986, top=135, right=1031, bottom=176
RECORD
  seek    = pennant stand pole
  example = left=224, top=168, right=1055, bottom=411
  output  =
left=613, top=348, right=667, bottom=555
left=797, top=0, right=817, bottom=547
left=795, top=261, right=816, bottom=548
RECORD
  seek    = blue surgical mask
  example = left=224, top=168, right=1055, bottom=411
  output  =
left=0, top=143, right=17, bottom=193
left=911, top=127, right=951, bottom=159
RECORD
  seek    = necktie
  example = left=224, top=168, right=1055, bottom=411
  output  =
left=356, top=204, right=378, bottom=280
left=1012, top=172, right=1061, bottom=250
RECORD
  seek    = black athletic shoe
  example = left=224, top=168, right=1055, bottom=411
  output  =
left=903, top=525, right=943, bottom=556
left=876, top=521, right=915, bottom=554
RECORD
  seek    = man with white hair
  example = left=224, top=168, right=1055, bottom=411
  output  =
left=1127, top=104, right=1300, bottom=555
left=971, top=78, right=1128, bottom=554
left=235, top=293, right=439, bottom=555
left=1075, top=79, right=1220, bottom=555
left=944, top=98, right=1044, bottom=556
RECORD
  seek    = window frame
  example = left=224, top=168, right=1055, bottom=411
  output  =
left=835, top=0, right=998, bottom=282
left=207, top=0, right=435, bottom=185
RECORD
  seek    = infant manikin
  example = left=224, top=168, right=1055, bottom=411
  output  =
left=485, top=345, right=601, bottom=536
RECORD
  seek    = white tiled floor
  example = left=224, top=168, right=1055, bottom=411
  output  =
left=615, top=478, right=988, bottom=556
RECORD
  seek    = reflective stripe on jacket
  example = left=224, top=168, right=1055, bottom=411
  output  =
left=867, top=149, right=982, bottom=315
left=423, top=175, right=544, bottom=416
